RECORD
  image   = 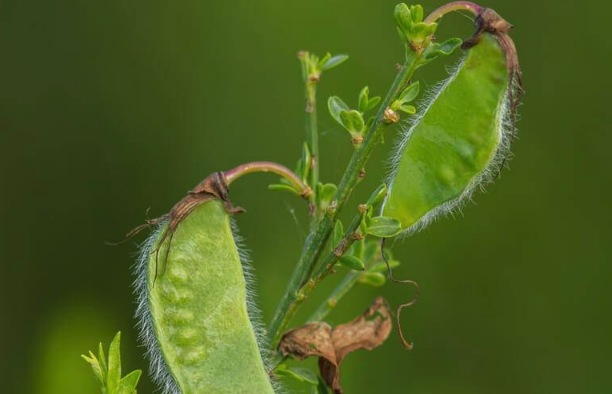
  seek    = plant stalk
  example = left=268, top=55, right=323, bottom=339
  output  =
left=267, top=51, right=421, bottom=349
left=224, top=161, right=311, bottom=197
left=424, top=1, right=481, bottom=23
left=305, top=78, right=319, bottom=230
left=307, top=269, right=361, bottom=322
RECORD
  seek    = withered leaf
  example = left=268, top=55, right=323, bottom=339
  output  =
left=279, top=297, right=392, bottom=394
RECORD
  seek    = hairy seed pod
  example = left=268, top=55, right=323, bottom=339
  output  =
left=134, top=175, right=276, bottom=394
left=383, top=10, right=521, bottom=234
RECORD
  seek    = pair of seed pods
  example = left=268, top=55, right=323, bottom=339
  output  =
left=135, top=9, right=521, bottom=394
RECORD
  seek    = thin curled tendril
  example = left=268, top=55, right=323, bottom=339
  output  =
left=380, top=237, right=420, bottom=350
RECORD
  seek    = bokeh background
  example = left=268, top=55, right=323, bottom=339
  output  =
left=2, top=0, right=610, bottom=393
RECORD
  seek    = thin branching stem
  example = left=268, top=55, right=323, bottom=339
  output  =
left=267, top=51, right=422, bottom=349
left=305, top=78, right=319, bottom=229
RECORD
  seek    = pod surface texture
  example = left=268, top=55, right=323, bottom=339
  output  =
left=147, top=200, right=275, bottom=394
left=384, top=33, right=509, bottom=231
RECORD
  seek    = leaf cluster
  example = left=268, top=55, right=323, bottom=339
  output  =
left=82, top=332, right=142, bottom=394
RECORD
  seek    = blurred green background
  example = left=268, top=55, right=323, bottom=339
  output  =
left=1, top=0, right=610, bottom=393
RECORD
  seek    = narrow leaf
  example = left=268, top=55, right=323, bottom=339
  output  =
left=328, top=96, right=350, bottom=125
left=302, top=142, right=311, bottom=182
left=352, top=238, right=364, bottom=259
left=295, top=158, right=304, bottom=184
left=366, top=184, right=388, bottom=206
left=399, top=104, right=416, bottom=115
left=107, top=332, right=122, bottom=394
left=322, top=54, right=348, bottom=71
left=358, top=86, right=369, bottom=113
left=366, top=96, right=381, bottom=112
left=318, top=183, right=337, bottom=208
left=332, top=220, right=344, bottom=247
left=318, top=52, right=331, bottom=68
left=399, top=81, right=420, bottom=104
left=81, top=354, right=104, bottom=384
left=410, top=4, right=423, bottom=24
left=365, top=116, right=375, bottom=130
left=339, top=109, right=365, bottom=133
left=367, top=216, right=402, bottom=238
left=423, top=37, right=463, bottom=62
left=359, top=272, right=386, bottom=287
left=119, top=370, right=142, bottom=394
left=276, top=365, right=318, bottom=385
left=340, top=255, right=365, bottom=271
left=98, top=342, right=108, bottom=378
left=394, top=3, right=412, bottom=32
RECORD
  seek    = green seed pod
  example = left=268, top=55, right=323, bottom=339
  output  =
left=134, top=174, right=277, bottom=394
left=383, top=8, right=522, bottom=234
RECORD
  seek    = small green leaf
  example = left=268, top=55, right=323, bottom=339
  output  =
left=366, top=184, right=388, bottom=206
left=98, top=342, right=108, bottom=378
left=333, top=220, right=344, bottom=247
left=81, top=354, right=104, bottom=385
left=370, top=259, right=401, bottom=273
left=328, top=96, right=350, bottom=125
left=422, top=38, right=463, bottom=66
left=399, top=104, right=416, bottom=115
left=322, top=54, right=348, bottom=71
left=302, top=142, right=311, bottom=182
left=359, top=214, right=369, bottom=235
left=358, top=86, right=369, bottom=113
left=269, top=184, right=299, bottom=195
left=365, top=116, right=375, bottom=130
left=410, top=4, right=423, bottom=24
left=399, top=81, right=420, bottom=103
left=410, top=22, right=437, bottom=40
left=318, top=183, right=337, bottom=208
left=352, top=238, right=364, bottom=259
left=359, top=272, right=386, bottom=287
left=367, top=216, right=402, bottom=238
left=295, top=158, right=304, bottom=183
left=340, top=255, right=365, bottom=271
left=318, top=52, right=331, bottom=68
left=276, top=365, right=318, bottom=385
left=107, top=332, right=122, bottom=394
left=394, top=3, right=412, bottom=33
left=339, top=109, right=365, bottom=133
left=366, top=96, right=381, bottom=112
left=119, top=370, right=142, bottom=394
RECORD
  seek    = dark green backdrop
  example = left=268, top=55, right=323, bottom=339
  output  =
left=2, top=0, right=610, bottom=393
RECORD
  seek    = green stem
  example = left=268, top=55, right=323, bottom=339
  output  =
left=267, top=52, right=421, bottom=349
left=308, top=270, right=361, bottom=322
left=305, top=77, right=319, bottom=230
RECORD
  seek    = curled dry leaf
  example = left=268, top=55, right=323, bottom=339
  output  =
left=279, top=297, right=392, bottom=394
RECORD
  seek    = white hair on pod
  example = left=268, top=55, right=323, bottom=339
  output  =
left=382, top=55, right=518, bottom=237
left=229, top=218, right=286, bottom=394
left=133, top=218, right=284, bottom=394
left=133, top=220, right=181, bottom=394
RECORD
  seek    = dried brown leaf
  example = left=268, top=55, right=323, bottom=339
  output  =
left=279, top=297, right=392, bottom=394
left=279, top=322, right=335, bottom=362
